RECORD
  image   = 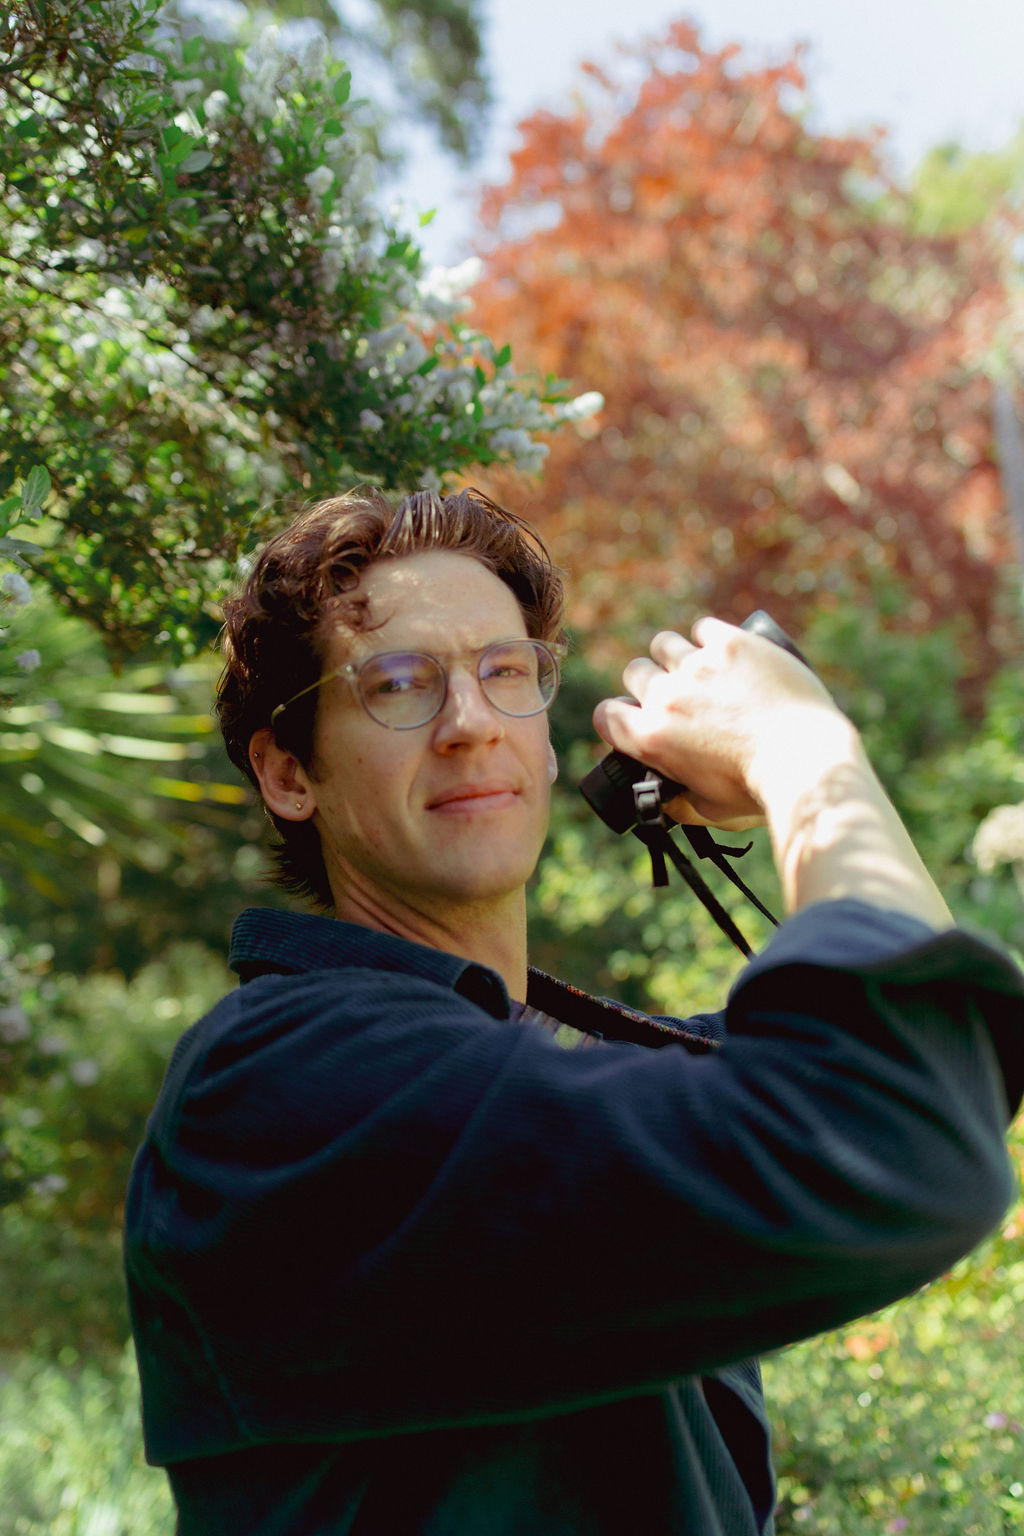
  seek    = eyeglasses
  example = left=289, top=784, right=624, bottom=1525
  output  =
left=271, top=638, right=560, bottom=731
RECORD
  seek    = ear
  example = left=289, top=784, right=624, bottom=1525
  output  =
left=248, top=727, right=317, bottom=821
left=547, top=742, right=558, bottom=784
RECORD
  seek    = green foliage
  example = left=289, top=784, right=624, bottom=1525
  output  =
left=0, top=1343, right=173, bottom=1536
left=0, top=591, right=285, bottom=978
left=0, top=0, right=587, bottom=658
left=0, top=460, right=48, bottom=568
left=766, top=1118, right=1024, bottom=1535
left=365, top=0, right=488, bottom=158
left=908, top=130, right=1024, bottom=236
left=802, top=593, right=1024, bottom=952
left=231, top=0, right=490, bottom=160
left=1, top=594, right=245, bottom=898
left=0, top=938, right=231, bottom=1355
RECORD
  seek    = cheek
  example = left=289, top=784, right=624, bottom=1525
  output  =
left=316, top=739, right=416, bottom=835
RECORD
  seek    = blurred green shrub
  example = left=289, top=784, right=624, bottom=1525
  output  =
left=0, top=1342, right=173, bottom=1536
left=0, top=940, right=231, bottom=1356
left=766, top=1112, right=1024, bottom=1534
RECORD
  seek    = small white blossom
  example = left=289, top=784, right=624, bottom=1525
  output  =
left=2, top=572, right=31, bottom=606
left=489, top=427, right=534, bottom=458
left=395, top=337, right=427, bottom=374
left=16, top=649, right=41, bottom=671
left=973, top=803, right=1024, bottom=872
left=419, top=258, right=483, bottom=307
left=171, top=77, right=202, bottom=107
left=305, top=165, right=334, bottom=199
left=359, top=409, right=384, bottom=432
left=343, top=153, right=377, bottom=205
left=253, top=23, right=281, bottom=59
left=447, top=377, right=474, bottom=409
left=561, top=390, right=604, bottom=422
left=302, top=32, right=327, bottom=76
left=30, top=1174, right=68, bottom=1197
left=203, top=89, right=230, bottom=123
left=319, top=246, right=344, bottom=292
left=0, top=1004, right=30, bottom=1043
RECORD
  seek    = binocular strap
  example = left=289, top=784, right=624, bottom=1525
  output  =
left=632, top=823, right=779, bottom=958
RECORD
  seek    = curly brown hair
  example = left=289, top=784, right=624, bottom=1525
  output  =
left=217, top=485, right=567, bottom=909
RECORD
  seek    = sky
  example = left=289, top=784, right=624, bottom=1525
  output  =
left=392, top=0, right=1024, bottom=266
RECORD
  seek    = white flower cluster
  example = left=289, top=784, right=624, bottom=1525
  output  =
left=972, top=803, right=1024, bottom=873
left=163, top=24, right=604, bottom=481
left=2, top=571, right=32, bottom=606
left=416, top=258, right=484, bottom=318
left=239, top=24, right=289, bottom=125
left=331, top=255, right=604, bottom=475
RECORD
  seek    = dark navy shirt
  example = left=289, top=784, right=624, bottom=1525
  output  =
left=125, top=901, right=1023, bottom=1534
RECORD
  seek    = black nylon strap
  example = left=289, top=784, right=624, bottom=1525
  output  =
left=634, top=824, right=755, bottom=957
left=628, top=773, right=778, bottom=957
left=681, top=825, right=780, bottom=929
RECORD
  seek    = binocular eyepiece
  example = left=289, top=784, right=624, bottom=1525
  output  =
left=578, top=610, right=810, bottom=834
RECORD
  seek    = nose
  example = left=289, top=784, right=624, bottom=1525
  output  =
left=431, top=664, right=504, bottom=750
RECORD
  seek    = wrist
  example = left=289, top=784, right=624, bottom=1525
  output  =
left=746, top=706, right=863, bottom=821
left=749, top=711, right=951, bottom=927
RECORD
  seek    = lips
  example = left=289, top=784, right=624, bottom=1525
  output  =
left=427, top=781, right=519, bottom=811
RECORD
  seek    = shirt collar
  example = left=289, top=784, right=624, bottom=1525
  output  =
left=227, top=907, right=718, bottom=1051
left=228, top=907, right=511, bottom=1019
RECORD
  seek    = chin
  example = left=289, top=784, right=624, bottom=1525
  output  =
left=430, top=858, right=539, bottom=906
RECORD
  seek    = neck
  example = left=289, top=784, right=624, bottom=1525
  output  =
left=330, top=878, right=530, bottom=1002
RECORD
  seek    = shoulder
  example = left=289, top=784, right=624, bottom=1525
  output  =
left=145, top=964, right=519, bottom=1156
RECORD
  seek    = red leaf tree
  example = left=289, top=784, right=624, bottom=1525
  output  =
left=468, top=21, right=1020, bottom=684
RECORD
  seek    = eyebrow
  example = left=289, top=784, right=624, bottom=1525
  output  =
left=344, top=636, right=532, bottom=664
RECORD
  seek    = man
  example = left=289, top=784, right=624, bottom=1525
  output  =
left=126, top=485, right=1023, bottom=1534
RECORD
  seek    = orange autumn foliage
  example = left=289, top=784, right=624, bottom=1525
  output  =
left=467, top=21, right=1020, bottom=682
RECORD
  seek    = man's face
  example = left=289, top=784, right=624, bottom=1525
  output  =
left=304, top=549, right=556, bottom=928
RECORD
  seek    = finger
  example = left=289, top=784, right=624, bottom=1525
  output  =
left=649, top=629, right=694, bottom=669
left=690, top=615, right=743, bottom=650
left=620, top=654, right=662, bottom=704
left=592, top=694, right=646, bottom=752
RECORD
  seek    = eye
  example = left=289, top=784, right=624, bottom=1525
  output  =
left=363, top=655, right=436, bottom=696
left=481, top=644, right=536, bottom=683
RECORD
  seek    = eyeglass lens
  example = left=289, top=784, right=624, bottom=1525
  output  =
left=358, top=641, right=557, bottom=728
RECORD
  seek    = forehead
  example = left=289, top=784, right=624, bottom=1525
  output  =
left=323, top=550, right=527, bottom=662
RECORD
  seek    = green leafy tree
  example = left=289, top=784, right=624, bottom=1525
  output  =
left=0, top=0, right=595, bottom=979
left=908, top=129, right=1024, bottom=236
left=231, top=0, right=490, bottom=159
left=0, top=0, right=589, bottom=658
left=467, top=21, right=1022, bottom=689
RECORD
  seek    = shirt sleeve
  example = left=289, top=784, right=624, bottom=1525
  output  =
left=128, top=900, right=1023, bottom=1453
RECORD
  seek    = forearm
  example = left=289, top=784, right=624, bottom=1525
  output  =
left=749, top=707, right=954, bottom=929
